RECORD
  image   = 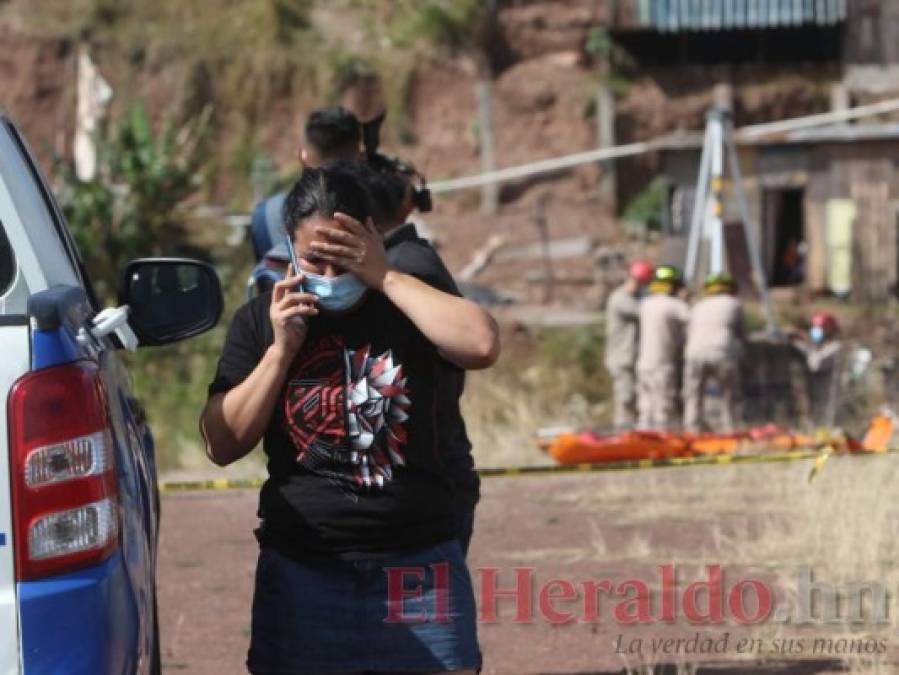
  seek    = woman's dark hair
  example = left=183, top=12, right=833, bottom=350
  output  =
left=282, top=166, right=373, bottom=239
left=321, top=159, right=408, bottom=228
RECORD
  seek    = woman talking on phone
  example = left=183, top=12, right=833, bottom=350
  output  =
left=200, top=165, right=499, bottom=674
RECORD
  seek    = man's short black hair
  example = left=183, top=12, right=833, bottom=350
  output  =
left=304, top=106, right=362, bottom=159
left=283, top=166, right=372, bottom=240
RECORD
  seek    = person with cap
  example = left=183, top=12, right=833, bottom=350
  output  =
left=637, top=264, right=690, bottom=430
left=604, top=259, right=654, bottom=430
left=791, top=311, right=844, bottom=426
left=683, top=272, right=745, bottom=433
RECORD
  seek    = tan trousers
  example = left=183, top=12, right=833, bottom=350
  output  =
left=638, top=365, right=679, bottom=430
left=683, top=357, right=741, bottom=433
left=609, top=367, right=638, bottom=430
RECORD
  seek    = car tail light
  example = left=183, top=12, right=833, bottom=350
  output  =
left=8, top=361, right=119, bottom=580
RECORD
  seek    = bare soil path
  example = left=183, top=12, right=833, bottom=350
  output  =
left=158, top=457, right=899, bottom=674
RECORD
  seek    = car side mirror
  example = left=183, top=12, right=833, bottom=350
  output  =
left=119, top=258, right=223, bottom=347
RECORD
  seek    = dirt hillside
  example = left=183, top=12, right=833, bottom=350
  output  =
left=0, top=1, right=841, bottom=305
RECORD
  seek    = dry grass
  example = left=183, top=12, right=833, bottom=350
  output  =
left=463, top=325, right=897, bottom=673
left=463, top=324, right=612, bottom=469
left=531, top=453, right=899, bottom=672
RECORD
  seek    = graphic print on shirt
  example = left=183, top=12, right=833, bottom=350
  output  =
left=283, top=335, right=411, bottom=489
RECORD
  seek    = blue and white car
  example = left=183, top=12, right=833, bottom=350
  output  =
left=0, top=115, right=223, bottom=673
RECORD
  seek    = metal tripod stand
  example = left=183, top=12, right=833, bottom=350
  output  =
left=684, top=107, right=778, bottom=335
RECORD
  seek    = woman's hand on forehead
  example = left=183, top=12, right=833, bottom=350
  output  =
left=309, top=214, right=371, bottom=262
left=308, top=212, right=390, bottom=290
left=315, top=213, right=372, bottom=240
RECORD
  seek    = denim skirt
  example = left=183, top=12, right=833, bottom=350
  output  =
left=247, top=539, right=481, bottom=674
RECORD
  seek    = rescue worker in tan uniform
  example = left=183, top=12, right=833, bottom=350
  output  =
left=604, top=260, right=654, bottom=430
left=637, top=265, right=690, bottom=430
left=683, top=272, right=744, bottom=433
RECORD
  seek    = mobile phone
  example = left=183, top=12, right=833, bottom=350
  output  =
left=284, top=234, right=308, bottom=329
left=285, top=234, right=304, bottom=292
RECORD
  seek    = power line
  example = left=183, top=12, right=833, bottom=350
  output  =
left=428, top=97, right=899, bottom=194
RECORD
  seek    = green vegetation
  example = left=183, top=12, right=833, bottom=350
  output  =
left=53, top=99, right=251, bottom=470
left=583, top=25, right=636, bottom=96
left=57, top=103, right=210, bottom=300
left=386, top=0, right=485, bottom=52
left=621, top=176, right=669, bottom=231
left=463, top=325, right=613, bottom=468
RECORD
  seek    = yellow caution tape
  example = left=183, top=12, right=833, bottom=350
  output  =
left=161, top=477, right=264, bottom=493
left=807, top=447, right=833, bottom=484
left=158, top=447, right=899, bottom=493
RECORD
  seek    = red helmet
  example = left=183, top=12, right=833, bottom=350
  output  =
left=810, top=311, right=839, bottom=334
left=628, top=259, right=654, bottom=284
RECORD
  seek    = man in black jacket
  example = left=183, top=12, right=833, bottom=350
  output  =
left=327, top=159, right=481, bottom=556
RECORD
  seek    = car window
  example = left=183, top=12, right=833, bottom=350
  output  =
left=0, top=221, right=13, bottom=297
left=3, top=120, right=101, bottom=310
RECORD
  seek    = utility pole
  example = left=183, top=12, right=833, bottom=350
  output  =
left=476, top=0, right=499, bottom=215
left=476, top=80, right=498, bottom=214
left=595, top=81, right=617, bottom=208
left=535, top=192, right=554, bottom=303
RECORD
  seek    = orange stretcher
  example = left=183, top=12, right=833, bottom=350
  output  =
left=542, top=415, right=893, bottom=466
left=547, top=431, right=692, bottom=465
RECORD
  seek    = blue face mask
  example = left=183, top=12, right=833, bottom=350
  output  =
left=810, top=326, right=825, bottom=344
left=302, top=270, right=368, bottom=312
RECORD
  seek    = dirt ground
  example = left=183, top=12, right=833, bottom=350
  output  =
left=158, top=454, right=899, bottom=674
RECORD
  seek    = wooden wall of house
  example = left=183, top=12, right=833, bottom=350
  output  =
left=807, top=142, right=899, bottom=301
left=845, top=0, right=899, bottom=66
left=804, top=148, right=831, bottom=293
left=663, top=141, right=899, bottom=300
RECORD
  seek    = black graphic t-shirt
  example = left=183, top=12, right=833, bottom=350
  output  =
left=208, top=289, right=457, bottom=560
left=384, top=224, right=479, bottom=509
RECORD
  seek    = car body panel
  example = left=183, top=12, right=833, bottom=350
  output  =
left=17, top=551, right=137, bottom=674
left=1, top=116, right=159, bottom=674
left=0, top=322, right=27, bottom=675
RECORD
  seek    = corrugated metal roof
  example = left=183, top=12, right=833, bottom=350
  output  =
left=641, top=0, right=847, bottom=32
